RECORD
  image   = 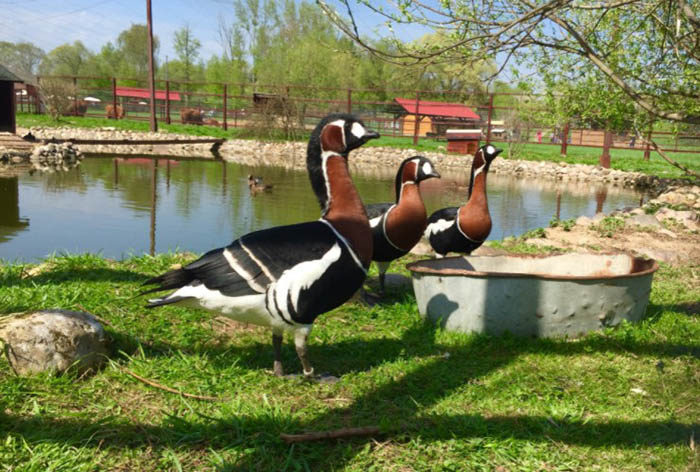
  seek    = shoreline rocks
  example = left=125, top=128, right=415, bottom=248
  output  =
left=18, top=126, right=696, bottom=191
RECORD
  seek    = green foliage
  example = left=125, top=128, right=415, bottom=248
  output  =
left=115, top=24, right=160, bottom=78
left=39, top=41, right=93, bottom=76
left=0, top=41, right=44, bottom=82
left=549, top=217, right=576, bottom=232
left=594, top=216, right=626, bottom=238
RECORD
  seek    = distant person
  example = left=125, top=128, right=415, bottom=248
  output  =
left=629, top=135, right=636, bottom=148
left=536, top=130, right=542, bottom=143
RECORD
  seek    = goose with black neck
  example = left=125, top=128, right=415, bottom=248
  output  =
left=142, top=114, right=379, bottom=380
left=424, top=144, right=501, bottom=256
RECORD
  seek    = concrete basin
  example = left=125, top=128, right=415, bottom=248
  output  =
left=406, top=253, right=658, bottom=338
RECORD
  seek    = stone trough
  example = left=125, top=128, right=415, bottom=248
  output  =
left=407, top=253, right=658, bottom=338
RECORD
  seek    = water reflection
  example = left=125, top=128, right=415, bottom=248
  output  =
left=0, top=177, right=30, bottom=245
left=0, top=157, right=647, bottom=261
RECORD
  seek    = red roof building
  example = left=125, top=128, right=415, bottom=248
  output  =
left=395, top=97, right=482, bottom=137
left=115, top=86, right=181, bottom=101
left=395, top=98, right=480, bottom=120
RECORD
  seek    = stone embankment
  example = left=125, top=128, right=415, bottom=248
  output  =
left=19, top=126, right=690, bottom=190
left=21, top=127, right=219, bottom=158
left=30, top=142, right=83, bottom=172
left=518, top=185, right=700, bottom=265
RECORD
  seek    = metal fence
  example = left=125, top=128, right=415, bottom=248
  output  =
left=21, top=75, right=700, bottom=160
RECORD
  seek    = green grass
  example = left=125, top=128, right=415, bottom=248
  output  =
left=1, top=251, right=698, bottom=470
left=16, top=112, right=243, bottom=139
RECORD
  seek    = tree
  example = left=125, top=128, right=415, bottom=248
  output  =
left=116, top=24, right=160, bottom=78
left=218, top=0, right=280, bottom=83
left=174, top=25, right=202, bottom=83
left=317, top=0, right=699, bottom=126
left=39, top=41, right=93, bottom=76
left=0, top=41, right=45, bottom=82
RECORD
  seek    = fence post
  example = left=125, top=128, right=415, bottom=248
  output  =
left=111, top=77, right=117, bottom=120
left=165, top=80, right=171, bottom=124
left=73, top=77, right=78, bottom=116
left=485, top=93, right=494, bottom=145
left=412, top=91, right=420, bottom=146
left=600, top=130, right=612, bottom=168
left=347, top=88, right=352, bottom=114
left=643, top=125, right=652, bottom=161
left=560, top=122, right=569, bottom=156
left=36, top=76, right=41, bottom=114
left=222, top=83, right=228, bottom=131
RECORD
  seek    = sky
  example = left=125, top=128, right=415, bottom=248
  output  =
left=0, top=0, right=423, bottom=63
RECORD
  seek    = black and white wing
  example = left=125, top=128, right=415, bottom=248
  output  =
left=143, top=220, right=367, bottom=324
left=365, top=203, right=393, bottom=228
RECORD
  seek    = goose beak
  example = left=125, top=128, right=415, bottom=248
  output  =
left=493, top=148, right=504, bottom=156
left=363, top=130, right=380, bottom=141
left=429, top=170, right=441, bottom=179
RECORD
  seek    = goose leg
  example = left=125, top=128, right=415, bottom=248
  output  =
left=294, top=329, right=314, bottom=377
left=272, top=332, right=284, bottom=377
left=376, top=261, right=391, bottom=297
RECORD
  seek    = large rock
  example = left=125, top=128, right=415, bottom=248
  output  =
left=625, top=213, right=661, bottom=228
left=655, top=208, right=699, bottom=230
left=0, top=310, right=108, bottom=375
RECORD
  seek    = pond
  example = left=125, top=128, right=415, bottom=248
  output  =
left=0, top=156, right=647, bottom=262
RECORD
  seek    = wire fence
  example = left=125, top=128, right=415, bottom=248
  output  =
left=19, top=75, right=700, bottom=160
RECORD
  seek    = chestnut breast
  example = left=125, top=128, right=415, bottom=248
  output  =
left=324, top=155, right=373, bottom=267
left=385, top=184, right=427, bottom=251
left=458, top=197, right=492, bottom=242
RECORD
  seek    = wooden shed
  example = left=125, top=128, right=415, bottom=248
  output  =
left=0, top=64, right=23, bottom=134
left=446, top=129, right=482, bottom=155
left=395, top=98, right=481, bottom=138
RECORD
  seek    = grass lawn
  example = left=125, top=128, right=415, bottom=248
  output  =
left=16, top=113, right=699, bottom=180
left=1, top=248, right=697, bottom=471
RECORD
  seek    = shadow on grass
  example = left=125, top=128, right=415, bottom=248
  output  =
left=2, top=285, right=698, bottom=469
left=0, top=267, right=147, bottom=287
left=648, top=301, right=700, bottom=317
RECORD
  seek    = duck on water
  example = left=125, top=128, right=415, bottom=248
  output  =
left=142, top=114, right=379, bottom=379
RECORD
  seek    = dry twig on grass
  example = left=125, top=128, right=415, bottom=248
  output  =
left=123, top=368, right=227, bottom=402
left=280, top=426, right=382, bottom=443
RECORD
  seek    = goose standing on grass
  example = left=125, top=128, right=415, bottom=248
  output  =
left=142, top=114, right=379, bottom=378
left=366, top=156, right=440, bottom=296
left=424, top=145, right=502, bottom=256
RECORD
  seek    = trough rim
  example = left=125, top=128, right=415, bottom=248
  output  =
left=406, top=252, right=659, bottom=281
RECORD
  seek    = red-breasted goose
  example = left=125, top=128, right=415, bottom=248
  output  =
left=366, top=156, right=440, bottom=295
left=424, top=145, right=501, bottom=256
left=142, top=114, right=379, bottom=378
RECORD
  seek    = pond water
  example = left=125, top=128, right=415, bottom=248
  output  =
left=0, top=156, right=647, bottom=262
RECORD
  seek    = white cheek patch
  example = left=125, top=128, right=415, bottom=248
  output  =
left=351, top=122, right=365, bottom=139
left=486, top=145, right=495, bottom=155
left=422, top=162, right=433, bottom=176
